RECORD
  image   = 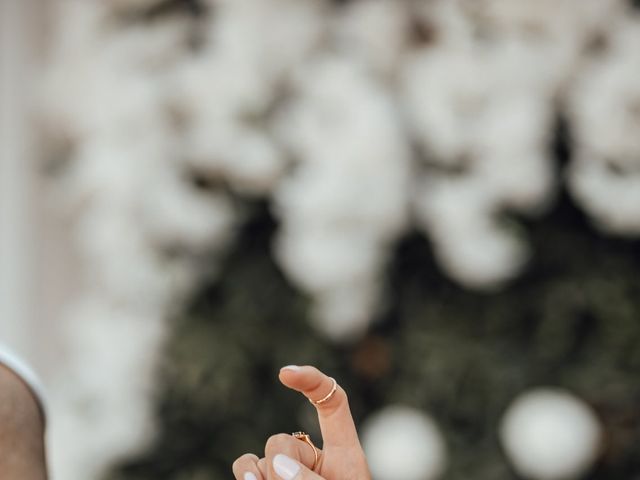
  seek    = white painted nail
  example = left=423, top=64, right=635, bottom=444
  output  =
left=281, top=365, right=301, bottom=372
left=244, top=473, right=258, bottom=480
left=273, top=454, right=301, bottom=480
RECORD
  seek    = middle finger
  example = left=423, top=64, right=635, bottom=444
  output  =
left=264, top=433, right=323, bottom=479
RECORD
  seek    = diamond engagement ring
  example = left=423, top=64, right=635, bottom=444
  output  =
left=291, top=431, right=320, bottom=471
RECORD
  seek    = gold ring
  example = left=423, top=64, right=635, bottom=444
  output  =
left=309, top=377, right=337, bottom=407
left=291, top=431, right=319, bottom=471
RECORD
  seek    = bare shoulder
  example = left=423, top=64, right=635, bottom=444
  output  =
left=0, top=364, right=47, bottom=479
left=0, top=364, right=45, bottom=430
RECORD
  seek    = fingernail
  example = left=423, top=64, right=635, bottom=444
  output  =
left=244, top=473, right=257, bottom=480
left=281, top=365, right=301, bottom=372
left=273, top=453, right=301, bottom=480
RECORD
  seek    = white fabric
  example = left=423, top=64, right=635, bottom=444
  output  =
left=0, top=343, right=46, bottom=424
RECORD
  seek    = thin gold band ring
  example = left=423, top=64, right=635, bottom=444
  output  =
left=309, top=377, right=337, bottom=407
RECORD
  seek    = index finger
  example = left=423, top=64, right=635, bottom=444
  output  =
left=278, top=365, right=361, bottom=449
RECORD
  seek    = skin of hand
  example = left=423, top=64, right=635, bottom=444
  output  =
left=0, top=365, right=47, bottom=480
left=232, top=365, right=371, bottom=480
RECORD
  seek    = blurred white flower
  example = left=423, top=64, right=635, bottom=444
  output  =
left=362, top=406, right=448, bottom=480
left=397, top=0, right=624, bottom=289
left=211, top=0, right=326, bottom=83
left=567, top=16, right=640, bottom=234
left=459, top=0, right=623, bottom=74
left=414, top=177, right=528, bottom=289
left=500, top=389, right=602, bottom=480
left=172, top=0, right=325, bottom=195
left=332, top=0, right=410, bottom=75
left=568, top=158, right=640, bottom=233
left=274, top=56, right=412, bottom=341
left=401, top=43, right=554, bottom=288
left=50, top=299, right=166, bottom=480
left=139, top=165, right=235, bottom=251
left=42, top=3, right=238, bottom=478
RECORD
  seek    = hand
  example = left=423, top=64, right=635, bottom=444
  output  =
left=232, top=365, right=371, bottom=480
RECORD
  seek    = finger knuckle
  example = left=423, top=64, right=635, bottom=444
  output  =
left=232, top=454, right=256, bottom=473
left=265, top=433, right=291, bottom=452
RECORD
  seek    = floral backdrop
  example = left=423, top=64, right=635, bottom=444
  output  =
left=40, top=1, right=640, bottom=479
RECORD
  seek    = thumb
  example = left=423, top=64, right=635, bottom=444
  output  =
left=272, top=453, right=325, bottom=480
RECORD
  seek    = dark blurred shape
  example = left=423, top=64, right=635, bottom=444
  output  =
left=350, top=335, right=392, bottom=381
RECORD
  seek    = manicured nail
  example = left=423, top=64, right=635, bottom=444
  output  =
left=244, top=473, right=257, bottom=480
left=273, top=453, right=300, bottom=480
left=281, top=365, right=301, bottom=372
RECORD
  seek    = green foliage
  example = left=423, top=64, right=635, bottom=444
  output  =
left=107, top=193, right=640, bottom=480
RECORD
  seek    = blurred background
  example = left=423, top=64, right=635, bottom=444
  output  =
left=2, top=0, right=640, bottom=479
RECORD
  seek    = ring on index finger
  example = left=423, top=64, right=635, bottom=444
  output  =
left=291, top=431, right=319, bottom=471
left=309, top=377, right=337, bottom=407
